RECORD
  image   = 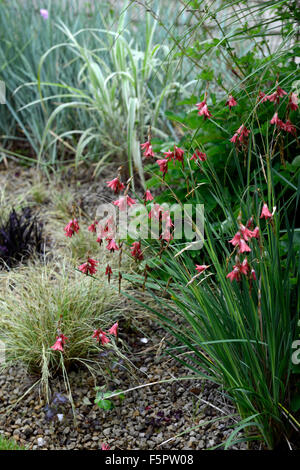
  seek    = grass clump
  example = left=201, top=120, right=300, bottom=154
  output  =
left=0, top=261, right=125, bottom=378
left=0, top=435, right=25, bottom=451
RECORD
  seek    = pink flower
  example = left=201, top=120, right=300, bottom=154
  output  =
left=51, top=338, right=64, bottom=352
left=88, top=221, right=98, bottom=233
left=196, top=100, right=206, bottom=111
left=230, top=125, right=250, bottom=145
left=275, top=86, right=287, bottom=97
left=174, top=146, right=184, bottom=162
left=258, top=91, right=268, bottom=103
left=161, top=211, right=173, bottom=228
left=113, top=196, right=136, bottom=211
left=238, top=125, right=250, bottom=143
left=51, top=334, right=68, bottom=352
left=127, top=196, right=136, bottom=207
left=106, top=178, right=125, bottom=194
left=230, top=133, right=239, bottom=144
left=226, top=267, right=241, bottom=282
left=229, top=231, right=241, bottom=247
left=101, top=443, right=110, bottom=450
left=240, top=258, right=249, bottom=275
left=251, top=269, right=257, bottom=281
left=196, top=99, right=212, bottom=119
left=78, top=258, right=98, bottom=275
left=238, top=239, right=251, bottom=253
left=270, top=112, right=286, bottom=131
left=148, top=204, right=163, bottom=220
left=270, top=112, right=280, bottom=125
left=130, top=241, right=143, bottom=261
left=108, top=322, right=118, bottom=337
left=40, top=9, right=49, bottom=19
left=195, top=264, right=209, bottom=273
left=289, top=92, right=298, bottom=111
left=191, top=150, right=207, bottom=162
left=144, top=190, right=154, bottom=202
left=226, top=95, right=237, bottom=110
left=284, top=119, right=296, bottom=135
left=157, top=159, right=169, bottom=175
left=106, top=238, right=119, bottom=252
left=268, top=86, right=287, bottom=104
left=163, top=150, right=174, bottom=161
left=92, top=329, right=110, bottom=345
left=97, top=216, right=116, bottom=242
left=226, top=259, right=249, bottom=282
left=251, top=226, right=260, bottom=238
left=64, top=219, right=80, bottom=237
left=113, top=196, right=127, bottom=211
left=240, top=224, right=255, bottom=241
left=260, top=203, right=272, bottom=219
left=197, top=102, right=212, bottom=119
left=141, top=141, right=155, bottom=158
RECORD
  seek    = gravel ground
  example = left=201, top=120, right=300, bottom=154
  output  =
left=0, top=318, right=245, bottom=451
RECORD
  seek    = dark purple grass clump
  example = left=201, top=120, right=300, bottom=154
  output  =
left=0, top=207, right=44, bottom=269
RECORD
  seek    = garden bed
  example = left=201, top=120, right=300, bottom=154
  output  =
left=0, top=164, right=244, bottom=450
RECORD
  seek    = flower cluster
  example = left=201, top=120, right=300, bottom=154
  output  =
left=230, top=124, right=250, bottom=146
left=229, top=221, right=259, bottom=255
left=226, top=257, right=256, bottom=283
left=140, top=118, right=210, bottom=177
left=226, top=213, right=261, bottom=283
left=113, top=195, right=136, bottom=211
left=64, top=219, right=80, bottom=238
left=259, top=86, right=287, bottom=105
left=261, top=87, right=297, bottom=135
left=51, top=323, right=119, bottom=354
left=226, top=204, right=274, bottom=283
left=78, top=258, right=98, bottom=275
left=95, top=215, right=117, bottom=249
left=92, top=322, right=118, bottom=345
left=270, top=113, right=296, bottom=135
left=229, top=86, right=298, bottom=146
left=191, top=150, right=207, bottom=162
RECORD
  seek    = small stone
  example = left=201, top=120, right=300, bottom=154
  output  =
left=23, top=426, right=32, bottom=437
left=37, top=437, right=45, bottom=447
